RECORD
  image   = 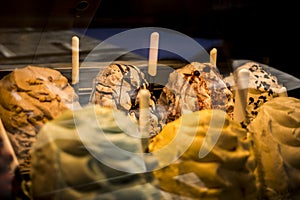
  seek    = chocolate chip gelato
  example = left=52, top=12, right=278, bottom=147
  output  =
left=224, top=62, right=287, bottom=126
left=158, top=62, right=234, bottom=126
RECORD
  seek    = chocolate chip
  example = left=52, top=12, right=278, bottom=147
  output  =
left=249, top=65, right=258, bottom=72
left=193, top=70, right=201, bottom=76
left=257, top=83, right=262, bottom=89
left=249, top=97, right=254, bottom=105
left=258, top=96, right=267, bottom=102
left=251, top=111, right=258, bottom=116
left=254, top=100, right=261, bottom=109
left=268, top=89, right=274, bottom=96
left=264, top=74, right=270, bottom=79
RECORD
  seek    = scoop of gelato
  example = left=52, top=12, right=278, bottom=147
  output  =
left=158, top=62, right=234, bottom=126
left=90, top=63, right=161, bottom=137
left=224, top=62, right=286, bottom=126
left=90, top=63, right=147, bottom=109
left=30, top=105, right=160, bottom=200
left=148, top=109, right=257, bottom=200
left=0, top=65, right=80, bottom=174
left=248, top=96, right=300, bottom=200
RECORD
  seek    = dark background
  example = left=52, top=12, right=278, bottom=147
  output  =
left=0, top=0, right=298, bottom=80
left=93, top=1, right=299, bottom=77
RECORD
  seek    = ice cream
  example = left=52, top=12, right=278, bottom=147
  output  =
left=30, top=105, right=160, bottom=200
left=148, top=109, right=257, bottom=200
left=157, top=62, right=234, bottom=126
left=90, top=63, right=161, bottom=137
left=0, top=65, right=80, bottom=173
left=248, top=96, right=300, bottom=200
left=224, top=62, right=287, bottom=126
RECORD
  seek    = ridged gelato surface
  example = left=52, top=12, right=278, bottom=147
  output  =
left=30, top=105, right=160, bottom=200
left=248, top=96, right=300, bottom=200
left=149, top=109, right=257, bottom=200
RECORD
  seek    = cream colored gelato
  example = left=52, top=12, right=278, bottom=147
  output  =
left=148, top=109, right=257, bottom=200
left=0, top=65, right=80, bottom=172
left=248, top=96, right=300, bottom=200
left=158, top=62, right=234, bottom=126
left=224, top=62, right=287, bottom=126
left=30, top=105, right=160, bottom=200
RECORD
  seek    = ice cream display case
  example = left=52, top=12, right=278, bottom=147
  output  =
left=0, top=1, right=300, bottom=200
